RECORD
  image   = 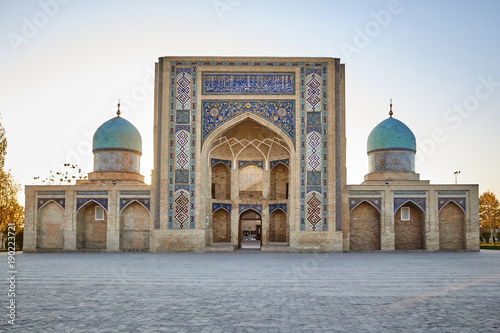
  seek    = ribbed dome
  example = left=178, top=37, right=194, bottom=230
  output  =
left=92, top=116, right=142, bottom=154
left=367, top=117, right=416, bottom=153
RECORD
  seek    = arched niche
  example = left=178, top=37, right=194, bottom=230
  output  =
left=239, top=164, right=263, bottom=199
left=213, top=208, right=231, bottom=243
left=76, top=201, right=107, bottom=249
left=269, top=209, right=287, bottom=243
left=349, top=202, right=381, bottom=251
left=211, top=163, right=231, bottom=200
left=37, top=201, right=64, bottom=249
left=270, top=163, right=289, bottom=200
left=394, top=202, right=425, bottom=250
left=120, top=201, right=150, bottom=250
left=439, top=201, right=465, bottom=250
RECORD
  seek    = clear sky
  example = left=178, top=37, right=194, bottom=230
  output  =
left=1, top=0, right=499, bottom=205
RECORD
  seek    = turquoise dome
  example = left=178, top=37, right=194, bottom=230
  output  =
left=93, top=116, right=142, bottom=153
left=367, top=116, right=416, bottom=153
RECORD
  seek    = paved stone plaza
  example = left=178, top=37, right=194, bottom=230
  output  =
left=2, top=251, right=500, bottom=332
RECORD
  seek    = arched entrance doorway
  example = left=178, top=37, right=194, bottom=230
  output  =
left=204, top=115, right=293, bottom=251
left=239, top=209, right=262, bottom=249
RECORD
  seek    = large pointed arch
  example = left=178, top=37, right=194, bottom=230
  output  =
left=203, top=112, right=295, bottom=160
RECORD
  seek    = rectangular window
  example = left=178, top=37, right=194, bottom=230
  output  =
left=401, top=207, right=410, bottom=221
left=95, top=206, right=104, bottom=220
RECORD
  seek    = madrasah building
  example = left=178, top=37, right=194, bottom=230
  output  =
left=23, top=57, right=480, bottom=253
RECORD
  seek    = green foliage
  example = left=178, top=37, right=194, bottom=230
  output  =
left=0, top=115, right=24, bottom=248
left=479, top=191, right=500, bottom=244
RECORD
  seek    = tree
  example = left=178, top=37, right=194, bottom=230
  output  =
left=0, top=116, right=24, bottom=249
left=479, top=191, right=500, bottom=244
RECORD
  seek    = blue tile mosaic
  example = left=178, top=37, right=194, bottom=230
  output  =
left=239, top=204, right=262, bottom=214
left=38, top=198, right=65, bottom=210
left=238, top=160, right=263, bottom=170
left=202, top=72, right=294, bottom=95
left=202, top=100, right=295, bottom=146
left=175, top=170, right=189, bottom=184
left=349, top=198, right=382, bottom=213
left=76, top=198, right=108, bottom=212
left=212, top=203, right=232, bottom=213
left=120, top=198, right=151, bottom=212
left=211, top=158, right=231, bottom=169
left=176, top=110, right=190, bottom=124
left=438, top=198, right=466, bottom=212
left=307, top=171, right=321, bottom=185
left=394, top=198, right=426, bottom=213
left=269, top=203, right=287, bottom=214
left=270, top=159, right=289, bottom=170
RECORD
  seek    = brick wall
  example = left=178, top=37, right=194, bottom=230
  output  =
left=269, top=210, right=287, bottom=242
left=439, top=203, right=465, bottom=250
left=349, top=202, right=381, bottom=251
left=270, top=164, right=289, bottom=200
left=212, top=164, right=231, bottom=200
left=213, top=209, right=231, bottom=242
left=395, top=204, right=424, bottom=250
left=120, top=202, right=150, bottom=250
left=37, top=202, right=64, bottom=249
left=76, top=203, right=107, bottom=249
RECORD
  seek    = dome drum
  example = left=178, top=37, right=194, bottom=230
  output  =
left=368, top=150, right=415, bottom=174
left=94, top=151, right=141, bottom=173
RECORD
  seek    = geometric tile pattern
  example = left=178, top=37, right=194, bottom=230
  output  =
left=301, top=64, right=328, bottom=231
left=238, top=161, right=264, bottom=169
left=307, top=171, right=321, bottom=186
left=170, top=66, right=195, bottom=230
left=306, top=131, right=321, bottom=171
left=211, top=159, right=231, bottom=169
left=175, top=130, right=190, bottom=169
left=394, top=198, right=426, bottom=213
left=176, top=110, right=190, bottom=124
left=306, top=69, right=322, bottom=111
left=202, top=99, right=295, bottom=145
left=239, top=204, right=262, bottom=215
left=269, top=203, right=287, bottom=214
left=202, top=72, right=294, bottom=95
left=38, top=198, right=65, bottom=210
left=349, top=198, right=382, bottom=213
left=76, top=198, right=108, bottom=212
left=174, top=190, right=190, bottom=229
left=119, top=198, right=151, bottom=212
left=212, top=203, right=232, bottom=214
left=438, top=198, right=466, bottom=213
left=270, top=159, right=289, bottom=170
left=175, top=170, right=189, bottom=184
left=306, top=191, right=322, bottom=231
left=176, top=68, right=191, bottom=110
left=307, top=112, right=321, bottom=126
